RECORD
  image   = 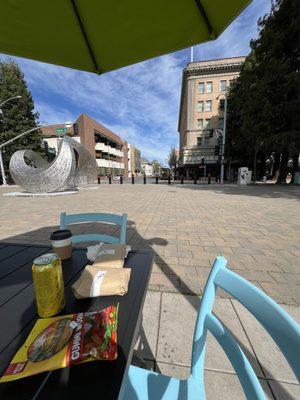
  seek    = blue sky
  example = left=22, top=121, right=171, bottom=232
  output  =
left=1, top=0, right=271, bottom=165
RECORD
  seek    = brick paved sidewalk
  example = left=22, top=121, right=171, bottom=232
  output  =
left=1, top=183, right=299, bottom=398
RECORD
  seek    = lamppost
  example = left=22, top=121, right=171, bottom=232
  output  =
left=0, top=95, right=22, bottom=109
left=0, top=122, right=71, bottom=186
left=107, top=142, right=111, bottom=175
left=0, top=95, right=22, bottom=185
left=216, top=87, right=228, bottom=184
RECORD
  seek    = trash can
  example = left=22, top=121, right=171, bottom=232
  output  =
left=294, top=172, right=300, bottom=185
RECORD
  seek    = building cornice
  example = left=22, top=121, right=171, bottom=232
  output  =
left=184, top=60, right=244, bottom=77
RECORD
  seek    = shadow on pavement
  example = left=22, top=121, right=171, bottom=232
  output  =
left=220, top=314, right=294, bottom=400
left=173, top=182, right=300, bottom=201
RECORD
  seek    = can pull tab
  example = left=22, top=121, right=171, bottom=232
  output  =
left=69, top=321, right=78, bottom=330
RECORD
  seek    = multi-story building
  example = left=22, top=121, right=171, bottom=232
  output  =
left=41, top=114, right=128, bottom=176
left=127, top=144, right=142, bottom=177
left=178, top=56, right=245, bottom=178
left=141, top=157, right=153, bottom=176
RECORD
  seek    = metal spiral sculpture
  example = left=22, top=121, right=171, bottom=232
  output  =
left=9, top=136, right=98, bottom=193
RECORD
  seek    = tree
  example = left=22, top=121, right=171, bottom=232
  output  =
left=0, top=60, right=42, bottom=169
left=151, top=160, right=161, bottom=174
left=168, top=147, right=177, bottom=169
left=227, top=0, right=300, bottom=183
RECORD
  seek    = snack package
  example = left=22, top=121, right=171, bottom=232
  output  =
left=72, top=266, right=131, bottom=298
left=93, top=244, right=128, bottom=268
left=0, top=305, right=118, bottom=383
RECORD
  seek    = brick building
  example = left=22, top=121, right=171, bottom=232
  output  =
left=178, top=57, right=245, bottom=178
left=41, top=114, right=128, bottom=176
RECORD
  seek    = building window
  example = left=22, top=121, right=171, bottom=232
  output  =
left=197, top=101, right=204, bottom=112
left=206, top=82, right=213, bottom=93
left=218, top=118, right=224, bottom=129
left=197, top=119, right=203, bottom=128
left=205, top=100, right=212, bottom=112
left=198, top=82, right=204, bottom=93
left=205, top=118, right=211, bottom=129
left=197, top=137, right=202, bottom=146
left=220, top=80, right=227, bottom=92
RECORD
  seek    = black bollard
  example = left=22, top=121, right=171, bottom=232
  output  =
left=131, top=174, right=135, bottom=184
left=168, top=176, right=171, bottom=185
left=143, top=175, right=146, bottom=184
left=194, top=177, right=197, bottom=184
left=208, top=174, right=211, bottom=184
left=155, top=176, right=158, bottom=184
left=108, top=176, right=112, bottom=184
left=181, top=176, right=184, bottom=184
left=120, top=175, right=123, bottom=184
left=97, top=175, right=101, bottom=185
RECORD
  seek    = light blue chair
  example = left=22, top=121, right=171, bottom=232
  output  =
left=60, top=212, right=127, bottom=244
left=121, top=256, right=300, bottom=400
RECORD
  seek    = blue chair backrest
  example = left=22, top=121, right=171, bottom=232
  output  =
left=60, top=212, right=127, bottom=244
left=190, top=256, right=300, bottom=399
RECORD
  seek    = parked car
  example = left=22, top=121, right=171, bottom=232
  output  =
left=160, top=168, right=171, bottom=180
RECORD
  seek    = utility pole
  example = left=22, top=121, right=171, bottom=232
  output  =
left=190, top=46, right=194, bottom=62
left=220, top=89, right=228, bottom=184
left=216, top=87, right=228, bottom=185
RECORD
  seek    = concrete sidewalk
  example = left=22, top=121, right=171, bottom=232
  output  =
left=0, top=183, right=299, bottom=398
left=137, top=291, right=300, bottom=399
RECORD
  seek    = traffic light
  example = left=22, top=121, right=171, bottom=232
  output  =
left=214, top=145, right=220, bottom=156
left=205, top=129, right=214, bottom=138
left=219, top=99, right=225, bottom=109
left=217, top=133, right=223, bottom=146
left=200, top=157, right=205, bottom=165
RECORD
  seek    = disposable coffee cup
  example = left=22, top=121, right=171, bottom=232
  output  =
left=50, top=230, right=72, bottom=260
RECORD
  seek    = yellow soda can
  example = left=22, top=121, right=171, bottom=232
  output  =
left=32, top=253, right=66, bottom=317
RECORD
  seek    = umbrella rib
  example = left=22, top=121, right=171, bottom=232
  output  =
left=70, top=0, right=100, bottom=74
left=193, top=0, right=216, bottom=39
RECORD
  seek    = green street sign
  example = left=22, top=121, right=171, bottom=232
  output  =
left=55, top=127, right=67, bottom=134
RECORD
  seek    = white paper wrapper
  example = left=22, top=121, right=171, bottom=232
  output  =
left=86, top=243, right=103, bottom=261
left=86, top=243, right=131, bottom=262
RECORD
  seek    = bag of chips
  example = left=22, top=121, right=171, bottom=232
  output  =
left=0, top=305, right=118, bottom=383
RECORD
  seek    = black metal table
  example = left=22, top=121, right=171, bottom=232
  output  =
left=0, top=242, right=153, bottom=399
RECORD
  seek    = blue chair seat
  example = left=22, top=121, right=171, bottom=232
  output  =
left=123, top=365, right=204, bottom=400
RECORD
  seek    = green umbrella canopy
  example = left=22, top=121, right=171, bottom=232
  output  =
left=0, top=0, right=251, bottom=74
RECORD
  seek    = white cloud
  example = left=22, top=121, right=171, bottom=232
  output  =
left=34, top=101, right=77, bottom=125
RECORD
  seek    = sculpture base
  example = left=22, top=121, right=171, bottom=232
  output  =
left=3, top=191, right=78, bottom=197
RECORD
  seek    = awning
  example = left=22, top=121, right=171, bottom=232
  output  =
left=0, top=0, right=251, bottom=74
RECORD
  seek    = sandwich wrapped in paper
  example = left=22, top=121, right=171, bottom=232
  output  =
left=0, top=306, right=118, bottom=383
left=72, top=265, right=131, bottom=298
left=92, top=244, right=128, bottom=268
